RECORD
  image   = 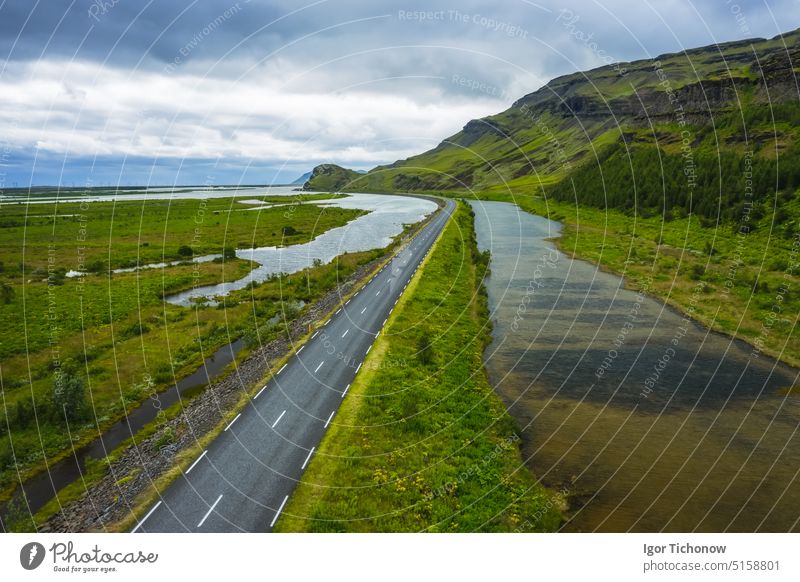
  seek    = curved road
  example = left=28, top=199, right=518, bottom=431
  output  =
left=133, top=197, right=455, bottom=532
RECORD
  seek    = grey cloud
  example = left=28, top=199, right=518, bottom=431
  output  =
left=1, top=0, right=798, bottom=185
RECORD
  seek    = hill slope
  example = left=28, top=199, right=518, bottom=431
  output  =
left=303, top=163, right=362, bottom=191
left=323, top=28, right=800, bottom=206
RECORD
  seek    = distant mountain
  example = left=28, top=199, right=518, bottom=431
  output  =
left=307, top=28, right=800, bottom=222
left=291, top=171, right=313, bottom=185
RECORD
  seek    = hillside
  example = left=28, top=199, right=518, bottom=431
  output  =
left=301, top=29, right=800, bottom=371
left=309, top=28, right=800, bottom=210
left=302, top=163, right=362, bottom=191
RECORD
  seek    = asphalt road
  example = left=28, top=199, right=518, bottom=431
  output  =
left=134, top=197, right=455, bottom=532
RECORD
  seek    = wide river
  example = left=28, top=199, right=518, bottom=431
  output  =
left=470, top=200, right=800, bottom=532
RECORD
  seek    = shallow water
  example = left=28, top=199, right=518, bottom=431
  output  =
left=0, top=185, right=300, bottom=205
left=470, top=200, right=800, bottom=532
left=166, top=193, right=436, bottom=306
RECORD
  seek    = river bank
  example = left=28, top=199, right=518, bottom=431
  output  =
left=470, top=199, right=800, bottom=531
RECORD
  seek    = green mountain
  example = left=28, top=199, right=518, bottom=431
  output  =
left=306, top=28, right=800, bottom=223
left=302, top=163, right=362, bottom=191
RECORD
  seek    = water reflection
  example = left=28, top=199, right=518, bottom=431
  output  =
left=471, top=200, right=800, bottom=532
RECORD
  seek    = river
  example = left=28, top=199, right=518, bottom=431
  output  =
left=470, top=200, right=800, bottom=532
left=166, top=193, right=437, bottom=306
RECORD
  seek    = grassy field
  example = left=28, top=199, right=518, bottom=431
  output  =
left=277, top=203, right=562, bottom=532
left=0, top=194, right=372, bottom=501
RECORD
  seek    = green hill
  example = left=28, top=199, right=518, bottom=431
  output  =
left=315, top=28, right=800, bottom=217
left=303, top=163, right=363, bottom=192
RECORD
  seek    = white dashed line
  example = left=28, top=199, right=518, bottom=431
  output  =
left=297, top=345, right=305, bottom=354
left=278, top=364, right=287, bottom=375
left=272, top=410, right=286, bottom=428
left=342, top=329, right=349, bottom=338
left=376, top=290, right=380, bottom=296
left=255, top=385, right=266, bottom=399
left=342, top=383, right=350, bottom=398
left=324, top=410, right=335, bottom=428
left=345, top=299, right=351, bottom=305
left=224, top=414, right=241, bottom=432
left=360, top=306, right=367, bottom=314
left=186, top=450, right=208, bottom=475
left=356, top=362, right=362, bottom=373
left=315, top=361, right=324, bottom=373
left=270, top=495, right=289, bottom=528
left=336, top=308, right=341, bottom=314
left=383, top=319, right=387, bottom=326
left=301, top=447, right=316, bottom=470
left=132, top=501, right=162, bottom=533
left=312, top=331, right=319, bottom=339
left=197, top=494, right=223, bottom=528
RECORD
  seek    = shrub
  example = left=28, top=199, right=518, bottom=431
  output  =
left=51, top=366, right=88, bottom=423
left=416, top=335, right=434, bottom=366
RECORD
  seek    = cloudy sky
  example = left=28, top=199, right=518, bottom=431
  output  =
left=0, top=0, right=797, bottom=186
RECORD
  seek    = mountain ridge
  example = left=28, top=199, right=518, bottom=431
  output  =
left=305, top=27, right=800, bottom=200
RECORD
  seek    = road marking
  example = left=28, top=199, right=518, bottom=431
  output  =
left=345, top=299, right=350, bottom=305
left=342, top=329, right=349, bottom=338
left=186, top=450, right=208, bottom=475
left=355, top=362, right=362, bottom=373
left=383, top=318, right=387, bottom=326
left=197, top=494, right=223, bottom=528
left=394, top=299, right=398, bottom=305
left=301, top=447, right=316, bottom=470
left=297, top=345, right=305, bottom=354
left=224, top=414, right=241, bottom=432
left=270, top=495, right=289, bottom=528
left=272, top=410, right=286, bottom=428
left=366, top=345, right=372, bottom=355
left=354, top=291, right=359, bottom=296
left=312, top=331, right=319, bottom=339
left=342, top=383, right=350, bottom=398
left=325, top=410, right=335, bottom=428
left=278, top=364, right=287, bottom=375
left=131, top=501, right=162, bottom=533
left=376, top=290, right=380, bottom=296
left=255, top=385, right=267, bottom=399
left=360, top=306, right=367, bottom=314
left=315, top=361, right=324, bottom=373
left=323, top=319, right=330, bottom=326
left=336, top=308, right=341, bottom=314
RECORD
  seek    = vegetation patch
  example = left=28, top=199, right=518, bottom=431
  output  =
left=277, top=203, right=561, bottom=532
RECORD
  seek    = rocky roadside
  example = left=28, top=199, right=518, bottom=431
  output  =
left=38, top=250, right=397, bottom=532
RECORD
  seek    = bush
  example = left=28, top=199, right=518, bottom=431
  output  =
left=51, top=366, right=88, bottom=423
left=416, top=335, right=434, bottom=366
left=177, top=245, right=193, bottom=258
left=1, top=283, right=14, bottom=304
left=13, top=398, right=34, bottom=429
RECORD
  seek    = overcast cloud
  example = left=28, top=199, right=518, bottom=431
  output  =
left=0, top=0, right=797, bottom=186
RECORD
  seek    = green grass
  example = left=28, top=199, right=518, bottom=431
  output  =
left=0, top=196, right=373, bottom=502
left=277, top=203, right=562, bottom=532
